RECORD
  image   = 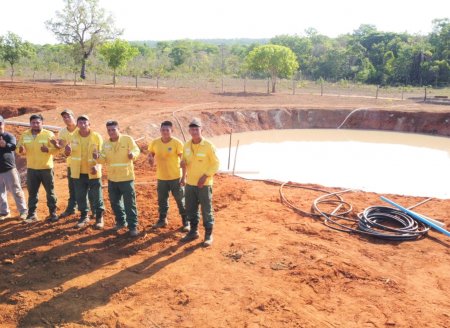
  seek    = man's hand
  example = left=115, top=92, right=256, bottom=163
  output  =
left=92, top=149, right=100, bottom=160
left=50, top=138, right=64, bottom=149
left=49, top=138, right=59, bottom=148
left=19, top=145, right=25, bottom=154
left=180, top=176, right=186, bottom=187
left=128, top=151, right=134, bottom=160
left=148, top=153, right=154, bottom=166
left=0, top=136, right=6, bottom=148
left=91, top=165, right=98, bottom=175
left=40, top=144, right=49, bottom=153
left=197, top=175, right=208, bottom=188
left=180, top=160, right=186, bottom=169
left=64, top=143, right=72, bottom=156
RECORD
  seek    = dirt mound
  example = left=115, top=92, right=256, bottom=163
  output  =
left=0, top=106, right=47, bottom=119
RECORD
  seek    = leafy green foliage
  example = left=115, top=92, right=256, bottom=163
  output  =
left=2, top=16, right=449, bottom=87
left=99, top=39, right=139, bottom=85
left=246, top=45, right=299, bottom=92
left=0, top=32, right=34, bottom=80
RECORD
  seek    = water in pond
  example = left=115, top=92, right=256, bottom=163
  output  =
left=211, top=129, right=450, bottom=199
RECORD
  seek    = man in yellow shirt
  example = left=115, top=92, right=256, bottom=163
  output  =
left=50, top=109, right=78, bottom=221
left=94, top=120, right=140, bottom=236
left=65, top=115, right=105, bottom=229
left=148, top=121, right=188, bottom=231
left=180, top=118, right=219, bottom=246
left=17, top=114, right=59, bottom=223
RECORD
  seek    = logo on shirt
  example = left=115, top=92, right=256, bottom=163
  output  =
left=168, top=147, right=172, bottom=152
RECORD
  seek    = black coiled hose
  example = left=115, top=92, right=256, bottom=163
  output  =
left=357, top=206, right=429, bottom=241
left=280, top=182, right=430, bottom=241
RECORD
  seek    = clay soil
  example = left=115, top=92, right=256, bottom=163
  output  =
left=0, top=81, right=449, bottom=328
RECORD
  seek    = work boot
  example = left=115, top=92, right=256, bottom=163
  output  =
left=48, top=211, right=59, bottom=222
left=0, top=213, right=10, bottom=221
left=112, top=221, right=128, bottom=232
left=94, top=215, right=104, bottom=230
left=58, top=210, right=75, bottom=220
left=18, top=212, right=28, bottom=221
left=203, top=227, right=214, bottom=247
left=24, top=213, right=39, bottom=223
left=180, top=226, right=199, bottom=242
left=181, top=216, right=190, bottom=232
left=182, top=221, right=191, bottom=232
left=75, top=214, right=90, bottom=228
left=129, top=227, right=139, bottom=237
left=152, top=218, right=168, bottom=229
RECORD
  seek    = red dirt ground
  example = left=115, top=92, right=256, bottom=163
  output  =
left=0, top=81, right=449, bottom=328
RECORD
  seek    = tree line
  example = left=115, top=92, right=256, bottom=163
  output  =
left=0, top=0, right=448, bottom=90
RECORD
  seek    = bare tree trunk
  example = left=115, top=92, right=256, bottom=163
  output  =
left=50, top=72, right=52, bottom=81
left=244, top=76, right=247, bottom=94
left=32, top=71, right=36, bottom=82
left=94, top=72, right=97, bottom=85
left=73, top=72, right=77, bottom=85
left=113, top=69, right=116, bottom=88
left=135, top=75, right=138, bottom=88
left=272, top=77, right=276, bottom=93
left=10, top=64, right=14, bottom=82
left=80, top=54, right=88, bottom=80
left=156, top=76, right=159, bottom=89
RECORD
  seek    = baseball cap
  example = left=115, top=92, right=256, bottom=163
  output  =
left=188, top=118, right=202, bottom=128
left=77, top=114, right=90, bottom=121
left=61, top=109, right=74, bottom=116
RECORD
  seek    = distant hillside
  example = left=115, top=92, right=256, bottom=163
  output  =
left=131, top=38, right=269, bottom=47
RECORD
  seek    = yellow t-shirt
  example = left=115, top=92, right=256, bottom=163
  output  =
left=58, top=126, right=78, bottom=165
left=98, top=134, right=140, bottom=182
left=79, top=136, right=91, bottom=174
left=16, top=129, right=58, bottom=170
left=182, top=138, right=220, bottom=186
left=148, top=137, right=183, bottom=180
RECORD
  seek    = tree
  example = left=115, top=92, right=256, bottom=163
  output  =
left=46, top=0, right=122, bottom=80
left=246, top=44, right=299, bottom=92
left=99, top=39, right=139, bottom=86
left=148, top=49, right=172, bottom=88
left=271, top=34, right=313, bottom=77
left=430, top=18, right=450, bottom=61
left=0, top=32, right=34, bottom=81
left=169, top=41, right=193, bottom=66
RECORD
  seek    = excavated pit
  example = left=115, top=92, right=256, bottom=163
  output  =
left=176, top=108, right=450, bottom=137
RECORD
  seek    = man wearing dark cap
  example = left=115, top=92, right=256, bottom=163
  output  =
left=180, top=118, right=220, bottom=246
left=50, top=109, right=78, bottom=221
left=65, top=115, right=105, bottom=229
left=17, top=114, right=58, bottom=222
left=0, top=115, right=28, bottom=220
left=148, top=120, right=188, bottom=231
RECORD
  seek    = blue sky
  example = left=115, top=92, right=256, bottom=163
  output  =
left=1, top=0, right=449, bottom=44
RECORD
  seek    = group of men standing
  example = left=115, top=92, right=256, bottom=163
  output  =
left=0, top=110, right=219, bottom=246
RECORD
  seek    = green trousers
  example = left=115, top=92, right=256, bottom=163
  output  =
left=73, top=174, right=104, bottom=218
left=27, top=168, right=57, bottom=215
left=157, top=179, right=186, bottom=223
left=65, top=167, right=77, bottom=213
left=185, top=184, right=214, bottom=229
left=108, top=180, right=138, bottom=229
